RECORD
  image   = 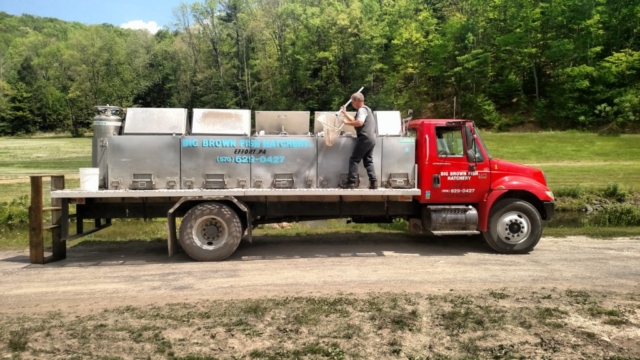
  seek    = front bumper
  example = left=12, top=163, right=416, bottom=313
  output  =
left=543, top=202, right=555, bottom=221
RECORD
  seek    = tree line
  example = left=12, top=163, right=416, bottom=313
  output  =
left=1, top=0, right=639, bottom=136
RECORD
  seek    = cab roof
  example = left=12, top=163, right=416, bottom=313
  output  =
left=407, top=119, right=472, bottom=128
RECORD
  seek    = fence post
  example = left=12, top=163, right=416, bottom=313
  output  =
left=29, top=176, right=44, bottom=264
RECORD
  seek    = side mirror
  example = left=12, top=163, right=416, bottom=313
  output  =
left=467, top=150, right=484, bottom=163
left=464, top=125, right=474, bottom=151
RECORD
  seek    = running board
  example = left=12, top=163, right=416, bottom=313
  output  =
left=430, top=230, right=480, bottom=236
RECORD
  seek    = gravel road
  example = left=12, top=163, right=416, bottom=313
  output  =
left=1, top=235, right=638, bottom=313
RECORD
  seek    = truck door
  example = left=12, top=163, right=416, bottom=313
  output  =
left=423, top=124, right=490, bottom=203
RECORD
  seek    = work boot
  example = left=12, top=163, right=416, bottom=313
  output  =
left=369, top=180, right=378, bottom=190
left=338, top=182, right=357, bottom=189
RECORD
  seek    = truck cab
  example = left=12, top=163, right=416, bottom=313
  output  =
left=409, top=119, right=555, bottom=253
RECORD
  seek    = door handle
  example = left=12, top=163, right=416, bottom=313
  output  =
left=432, top=174, right=440, bottom=188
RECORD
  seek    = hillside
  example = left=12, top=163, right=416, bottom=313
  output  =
left=1, top=0, right=639, bottom=136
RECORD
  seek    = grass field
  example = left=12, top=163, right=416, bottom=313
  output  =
left=1, top=132, right=639, bottom=197
left=480, top=131, right=640, bottom=189
left=0, top=137, right=90, bottom=179
left=0, top=132, right=639, bottom=249
left=1, top=289, right=638, bottom=359
left=1, top=217, right=639, bottom=251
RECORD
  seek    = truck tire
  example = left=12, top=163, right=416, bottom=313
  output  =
left=483, top=198, right=542, bottom=254
left=179, top=202, right=243, bottom=261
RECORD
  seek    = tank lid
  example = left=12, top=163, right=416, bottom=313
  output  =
left=255, top=111, right=310, bottom=135
left=123, top=108, right=188, bottom=135
left=375, top=111, right=402, bottom=136
left=191, top=109, right=251, bottom=135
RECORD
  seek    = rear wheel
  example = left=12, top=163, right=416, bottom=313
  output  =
left=179, top=202, right=243, bottom=261
left=483, top=198, right=542, bottom=254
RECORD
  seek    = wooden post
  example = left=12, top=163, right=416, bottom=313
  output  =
left=51, top=176, right=66, bottom=260
left=29, top=176, right=44, bottom=264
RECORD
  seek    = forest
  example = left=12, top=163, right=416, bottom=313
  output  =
left=0, top=0, right=639, bottom=136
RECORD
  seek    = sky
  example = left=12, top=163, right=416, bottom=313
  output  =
left=0, top=0, right=187, bottom=33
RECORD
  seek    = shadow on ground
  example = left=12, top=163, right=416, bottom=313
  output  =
left=1, top=232, right=493, bottom=267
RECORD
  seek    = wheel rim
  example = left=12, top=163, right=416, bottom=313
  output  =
left=192, top=216, right=229, bottom=250
left=496, top=211, right=531, bottom=244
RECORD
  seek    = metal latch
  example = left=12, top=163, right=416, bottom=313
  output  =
left=166, top=177, right=178, bottom=189
left=273, top=174, right=294, bottom=189
left=320, top=179, right=329, bottom=188
left=110, top=178, right=122, bottom=190
left=254, top=177, right=263, bottom=188
left=305, top=178, right=313, bottom=188
left=340, top=174, right=360, bottom=187
left=99, top=138, right=108, bottom=147
left=237, top=178, right=247, bottom=188
left=183, top=177, right=195, bottom=189
left=204, top=174, right=227, bottom=189
left=388, top=173, right=411, bottom=189
left=131, top=173, right=155, bottom=190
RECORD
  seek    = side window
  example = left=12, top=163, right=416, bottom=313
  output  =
left=468, top=138, right=485, bottom=163
left=465, top=125, right=485, bottom=163
left=435, top=126, right=464, bottom=157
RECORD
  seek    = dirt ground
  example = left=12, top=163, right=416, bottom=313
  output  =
left=0, top=234, right=639, bottom=359
left=0, top=234, right=638, bottom=313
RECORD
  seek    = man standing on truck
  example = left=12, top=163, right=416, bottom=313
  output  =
left=339, top=92, right=377, bottom=189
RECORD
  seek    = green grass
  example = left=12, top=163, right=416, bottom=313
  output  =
left=0, top=137, right=91, bottom=179
left=481, top=131, right=640, bottom=163
left=0, top=290, right=637, bottom=359
left=255, top=219, right=407, bottom=236
left=0, top=217, right=637, bottom=251
left=1, top=132, right=639, bottom=194
left=0, top=133, right=638, bottom=250
left=0, top=178, right=80, bottom=203
left=539, top=164, right=640, bottom=188
left=482, top=132, right=640, bottom=189
left=0, top=220, right=168, bottom=250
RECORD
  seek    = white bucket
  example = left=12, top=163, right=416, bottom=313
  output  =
left=79, top=168, right=100, bottom=191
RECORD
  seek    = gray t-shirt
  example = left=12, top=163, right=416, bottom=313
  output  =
left=354, top=105, right=376, bottom=139
left=355, top=108, right=368, bottom=122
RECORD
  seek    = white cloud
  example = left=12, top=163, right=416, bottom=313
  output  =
left=120, top=20, right=161, bottom=34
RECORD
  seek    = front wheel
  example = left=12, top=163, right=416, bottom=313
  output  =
left=179, top=202, right=243, bottom=261
left=483, top=199, right=542, bottom=254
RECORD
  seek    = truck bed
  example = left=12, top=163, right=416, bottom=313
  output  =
left=51, top=188, right=421, bottom=199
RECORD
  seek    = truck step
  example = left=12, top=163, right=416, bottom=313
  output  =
left=430, top=230, right=480, bottom=236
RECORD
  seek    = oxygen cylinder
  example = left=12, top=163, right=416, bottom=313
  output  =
left=92, top=106, right=123, bottom=189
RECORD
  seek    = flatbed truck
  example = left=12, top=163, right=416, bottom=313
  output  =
left=30, top=107, right=554, bottom=263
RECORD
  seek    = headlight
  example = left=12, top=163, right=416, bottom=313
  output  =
left=545, top=191, right=555, bottom=200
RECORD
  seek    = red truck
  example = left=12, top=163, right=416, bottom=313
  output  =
left=39, top=108, right=554, bottom=263
left=408, top=119, right=554, bottom=254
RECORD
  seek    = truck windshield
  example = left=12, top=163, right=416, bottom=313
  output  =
left=475, top=127, right=492, bottom=159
